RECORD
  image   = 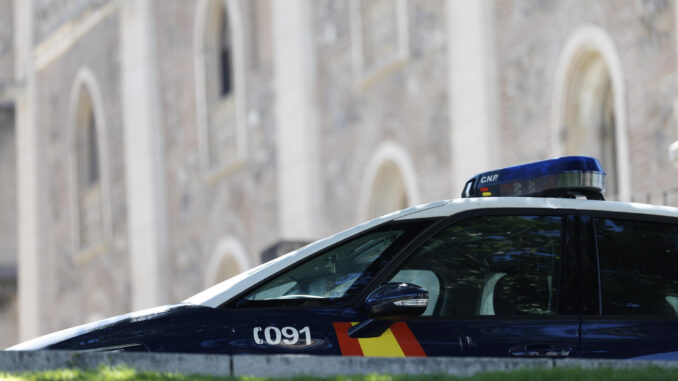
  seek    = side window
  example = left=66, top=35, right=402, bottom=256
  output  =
left=595, top=218, right=678, bottom=316
left=386, top=215, right=563, bottom=317
left=240, top=228, right=406, bottom=305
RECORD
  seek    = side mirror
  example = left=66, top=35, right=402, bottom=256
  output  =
left=364, top=282, right=428, bottom=320
left=348, top=283, right=428, bottom=338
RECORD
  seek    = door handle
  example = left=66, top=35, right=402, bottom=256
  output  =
left=509, top=344, right=572, bottom=358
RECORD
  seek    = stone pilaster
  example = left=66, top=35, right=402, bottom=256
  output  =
left=119, top=0, right=168, bottom=310
left=272, top=0, right=321, bottom=241
left=14, top=0, right=41, bottom=341
left=447, top=0, right=499, bottom=193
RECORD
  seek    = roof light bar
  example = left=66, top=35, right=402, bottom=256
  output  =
left=461, top=156, right=606, bottom=200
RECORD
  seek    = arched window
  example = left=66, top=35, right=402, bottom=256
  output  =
left=367, top=161, right=409, bottom=219
left=204, top=237, right=252, bottom=288
left=205, top=0, right=233, bottom=102
left=561, top=53, right=618, bottom=197
left=218, top=5, right=233, bottom=97
left=359, top=142, right=421, bottom=221
left=195, top=0, right=246, bottom=173
left=75, top=87, right=103, bottom=249
left=214, top=254, right=242, bottom=282
left=553, top=26, right=630, bottom=200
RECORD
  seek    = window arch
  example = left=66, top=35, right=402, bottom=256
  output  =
left=204, top=237, right=252, bottom=288
left=76, top=89, right=100, bottom=191
left=194, top=0, right=247, bottom=174
left=366, top=161, right=409, bottom=218
left=552, top=26, right=630, bottom=200
left=68, top=68, right=111, bottom=254
left=358, top=142, right=421, bottom=221
left=562, top=53, right=617, bottom=194
left=205, top=0, right=233, bottom=102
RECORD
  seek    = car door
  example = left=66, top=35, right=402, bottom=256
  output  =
left=331, top=211, right=581, bottom=358
left=580, top=214, right=678, bottom=360
left=215, top=220, right=433, bottom=355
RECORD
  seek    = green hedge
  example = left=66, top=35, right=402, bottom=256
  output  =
left=2, top=366, right=678, bottom=381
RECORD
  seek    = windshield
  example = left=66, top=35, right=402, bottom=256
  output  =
left=240, top=229, right=405, bottom=302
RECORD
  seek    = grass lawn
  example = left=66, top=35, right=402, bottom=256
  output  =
left=2, top=366, right=678, bottom=381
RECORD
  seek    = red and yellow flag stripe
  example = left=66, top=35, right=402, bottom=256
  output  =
left=333, top=322, right=426, bottom=357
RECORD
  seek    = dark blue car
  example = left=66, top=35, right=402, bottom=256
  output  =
left=9, top=157, right=678, bottom=359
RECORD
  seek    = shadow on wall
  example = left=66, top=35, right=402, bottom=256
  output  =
left=261, top=240, right=310, bottom=263
left=0, top=265, right=17, bottom=348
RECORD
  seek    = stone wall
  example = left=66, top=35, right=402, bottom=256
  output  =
left=0, top=0, right=12, bottom=87
left=0, top=106, right=17, bottom=348
left=0, top=1, right=19, bottom=347
left=33, top=0, right=110, bottom=44
left=312, top=0, right=452, bottom=234
left=495, top=0, right=678, bottom=203
left=0, top=107, right=16, bottom=265
left=154, top=0, right=279, bottom=301
left=6, top=0, right=678, bottom=346
left=34, top=9, right=130, bottom=333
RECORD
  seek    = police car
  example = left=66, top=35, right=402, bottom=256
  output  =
left=9, top=156, right=678, bottom=359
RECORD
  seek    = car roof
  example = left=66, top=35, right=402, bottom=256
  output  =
left=186, top=197, right=678, bottom=308
left=397, top=197, right=678, bottom=220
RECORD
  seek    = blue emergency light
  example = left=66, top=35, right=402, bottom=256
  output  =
left=461, top=156, right=606, bottom=200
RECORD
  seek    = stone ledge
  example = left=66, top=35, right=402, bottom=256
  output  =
left=0, top=351, right=231, bottom=376
left=556, top=358, right=678, bottom=369
left=232, top=355, right=552, bottom=377
left=1, top=351, right=678, bottom=377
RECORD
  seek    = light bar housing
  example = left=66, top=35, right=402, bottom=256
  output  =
left=461, top=156, right=606, bottom=200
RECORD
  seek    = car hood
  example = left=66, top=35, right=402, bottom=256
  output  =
left=7, top=304, right=186, bottom=350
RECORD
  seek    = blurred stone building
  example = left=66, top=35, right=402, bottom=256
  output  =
left=1, top=0, right=678, bottom=347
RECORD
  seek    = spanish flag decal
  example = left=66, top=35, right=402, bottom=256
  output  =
left=333, top=322, right=426, bottom=357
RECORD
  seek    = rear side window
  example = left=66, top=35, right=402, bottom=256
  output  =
left=596, top=218, right=678, bottom=316
left=385, top=215, right=563, bottom=317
